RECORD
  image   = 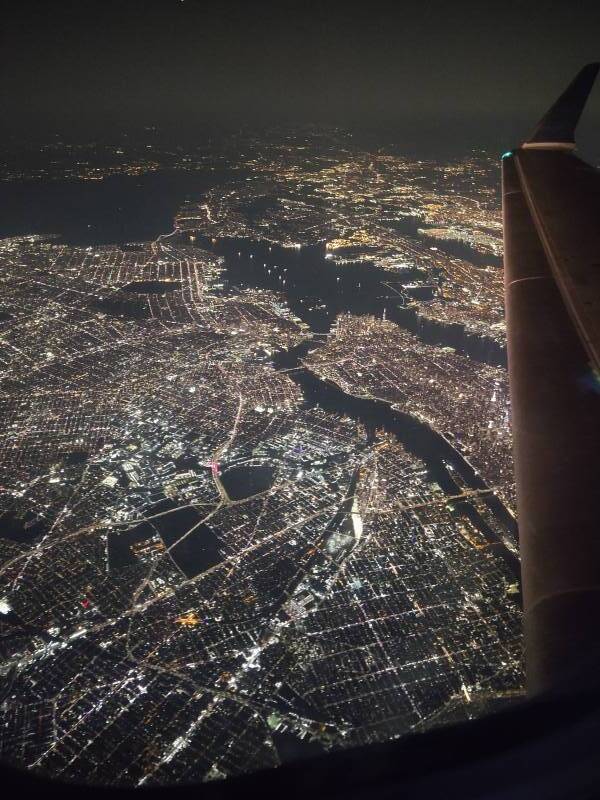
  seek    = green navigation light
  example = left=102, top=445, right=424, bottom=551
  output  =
left=501, top=151, right=513, bottom=160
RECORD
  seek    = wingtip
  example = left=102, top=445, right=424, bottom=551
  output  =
left=524, top=63, right=600, bottom=149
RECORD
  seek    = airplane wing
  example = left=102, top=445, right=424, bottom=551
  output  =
left=514, top=148, right=600, bottom=371
left=516, top=63, right=600, bottom=371
left=502, top=64, right=600, bottom=696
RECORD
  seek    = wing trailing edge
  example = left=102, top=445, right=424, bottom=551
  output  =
left=502, top=65, right=600, bottom=696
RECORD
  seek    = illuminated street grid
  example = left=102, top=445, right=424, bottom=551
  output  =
left=0, top=135, right=219, bottom=181
left=304, top=314, right=515, bottom=515
left=0, top=130, right=522, bottom=785
left=174, top=129, right=505, bottom=342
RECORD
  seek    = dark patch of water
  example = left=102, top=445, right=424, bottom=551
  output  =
left=0, top=510, right=46, bottom=544
left=220, top=464, right=276, bottom=501
left=91, top=295, right=152, bottom=320
left=210, top=236, right=506, bottom=366
left=0, top=169, right=235, bottom=245
left=273, top=341, right=519, bottom=578
left=271, top=730, right=325, bottom=763
left=108, top=498, right=222, bottom=578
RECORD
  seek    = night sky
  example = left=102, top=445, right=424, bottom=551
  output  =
left=2, top=0, right=600, bottom=151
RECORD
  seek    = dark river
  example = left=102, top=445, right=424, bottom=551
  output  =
left=210, top=237, right=506, bottom=366
left=213, top=238, right=518, bottom=573
left=0, top=169, right=234, bottom=245
left=1, top=172, right=518, bottom=580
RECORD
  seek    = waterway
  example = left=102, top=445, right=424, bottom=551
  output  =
left=211, top=238, right=518, bottom=562
left=172, top=236, right=515, bottom=575
left=107, top=498, right=221, bottom=579
left=1, top=171, right=517, bottom=579
left=210, top=237, right=506, bottom=366
left=271, top=340, right=519, bottom=578
left=0, top=168, right=234, bottom=245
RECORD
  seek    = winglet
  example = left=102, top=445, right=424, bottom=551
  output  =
left=523, top=62, right=600, bottom=150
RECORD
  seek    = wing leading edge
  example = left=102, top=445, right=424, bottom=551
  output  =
left=524, top=62, right=599, bottom=149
